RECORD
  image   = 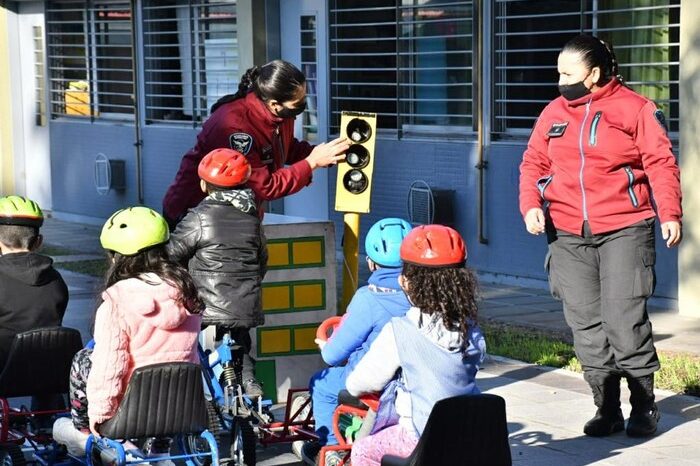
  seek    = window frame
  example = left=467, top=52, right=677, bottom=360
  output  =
left=328, top=0, right=477, bottom=141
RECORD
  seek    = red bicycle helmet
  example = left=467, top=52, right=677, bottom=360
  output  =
left=400, top=224, right=466, bottom=267
left=198, top=148, right=251, bottom=188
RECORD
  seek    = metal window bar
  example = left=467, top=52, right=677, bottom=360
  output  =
left=329, top=0, right=474, bottom=138
left=493, top=0, right=680, bottom=137
left=141, top=0, right=238, bottom=125
left=34, top=26, right=47, bottom=126
left=301, top=15, right=319, bottom=142
left=46, top=0, right=135, bottom=121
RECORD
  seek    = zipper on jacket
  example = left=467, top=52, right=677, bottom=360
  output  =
left=537, top=175, right=554, bottom=201
left=624, top=166, right=639, bottom=208
left=578, top=100, right=592, bottom=220
left=589, top=111, right=602, bottom=146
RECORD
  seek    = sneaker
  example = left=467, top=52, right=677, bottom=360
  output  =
left=300, top=441, right=321, bottom=465
left=291, top=440, right=304, bottom=460
left=243, top=378, right=264, bottom=397
left=153, top=461, right=176, bottom=466
left=324, top=450, right=344, bottom=466
left=52, top=417, right=89, bottom=456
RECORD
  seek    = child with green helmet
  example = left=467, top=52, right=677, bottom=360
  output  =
left=53, top=206, right=203, bottom=456
left=167, top=148, right=267, bottom=397
left=0, top=195, right=68, bottom=370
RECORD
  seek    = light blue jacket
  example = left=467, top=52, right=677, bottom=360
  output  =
left=321, top=267, right=410, bottom=371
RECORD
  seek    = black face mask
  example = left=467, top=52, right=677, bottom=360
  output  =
left=558, top=81, right=592, bottom=101
left=276, top=101, right=307, bottom=119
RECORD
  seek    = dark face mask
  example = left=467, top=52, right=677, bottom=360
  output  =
left=558, top=81, right=591, bottom=101
left=276, top=101, right=307, bottom=119
left=558, top=71, right=593, bottom=101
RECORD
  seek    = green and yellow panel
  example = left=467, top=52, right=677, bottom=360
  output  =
left=262, top=280, right=326, bottom=314
left=255, top=323, right=323, bottom=402
left=266, top=236, right=325, bottom=270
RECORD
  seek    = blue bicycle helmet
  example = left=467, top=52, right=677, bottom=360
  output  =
left=365, top=218, right=413, bottom=268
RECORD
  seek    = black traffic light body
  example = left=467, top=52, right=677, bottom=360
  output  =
left=334, top=111, right=377, bottom=213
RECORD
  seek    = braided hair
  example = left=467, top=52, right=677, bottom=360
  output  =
left=210, top=60, right=306, bottom=113
left=561, top=34, right=623, bottom=84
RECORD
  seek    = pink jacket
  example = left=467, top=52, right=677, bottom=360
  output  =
left=86, top=273, right=202, bottom=434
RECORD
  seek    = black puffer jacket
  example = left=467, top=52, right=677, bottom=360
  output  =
left=167, top=189, right=267, bottom=328
left=0, top=252, right=69, bottom=369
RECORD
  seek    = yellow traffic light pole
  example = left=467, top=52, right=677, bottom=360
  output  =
left=341, top=212, right=360, bottom=312
left=335, top=111, right=377, bottom=312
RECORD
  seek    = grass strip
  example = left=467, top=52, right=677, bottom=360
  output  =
left=482, top=321, right=700, bottom=397
left=41, top=244, right=76, bottom=256
left=56, top=259, right=107, bottom=277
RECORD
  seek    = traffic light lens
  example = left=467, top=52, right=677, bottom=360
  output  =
left=346, top=118, right=372, bottom=143
left=345, top=144, right=369, bottom=168
left=343, top=169, right=369, bottom=194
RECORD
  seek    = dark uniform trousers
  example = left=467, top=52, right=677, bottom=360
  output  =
left=546, top=218, right=660, bottom=386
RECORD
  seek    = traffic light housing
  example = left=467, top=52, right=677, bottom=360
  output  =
left=335, top=111, right=377, bottom=213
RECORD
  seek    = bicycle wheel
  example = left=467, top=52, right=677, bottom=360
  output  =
left=0, top=444, right=26, bottom=466
left=230, top=417, right=256, bottom=466
left=183, top=401, right=224, bottom=466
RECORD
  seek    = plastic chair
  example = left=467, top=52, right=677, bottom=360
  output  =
left=0, top=326, right=82, bottom=399
left=381, top=393, right=512, bottom=466
left=87, top=362, right=218, bottom=466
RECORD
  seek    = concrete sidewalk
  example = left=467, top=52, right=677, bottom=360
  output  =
left=40, top=216, right=700, bottom=465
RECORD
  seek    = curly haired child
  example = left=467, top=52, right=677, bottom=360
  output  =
left=346, top=225, right=486, bottom=466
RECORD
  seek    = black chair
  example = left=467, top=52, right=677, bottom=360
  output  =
left=0, top=326, right=82, bottom=398
left=98, top=362, right=208, bottom=439
left=87, top=362, right=217, bottom=466
left=381, top=393, right=512, bottom=466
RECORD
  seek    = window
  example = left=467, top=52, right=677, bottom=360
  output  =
left=493, top=0, right=680, bottom=136
left=46, top=0, right=238, bottom=125
left=142, top=0, right=239, bottom=125
left=46, top=0, right=135, bottom=120
left=329, top=0, right=474, bottom=138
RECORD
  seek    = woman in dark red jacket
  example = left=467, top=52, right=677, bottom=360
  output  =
left=163, top=60, right=349, bottom=225
left=519, top=35, right=682, bottom=439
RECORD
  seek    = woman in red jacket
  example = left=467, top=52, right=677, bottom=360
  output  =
left=519, top=35, right=681, bottom=439
left=163, top=60, right=349, bottom=225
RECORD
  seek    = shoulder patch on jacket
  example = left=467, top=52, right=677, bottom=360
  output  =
left=653, top=109, right=669, bottom=134
left=229, top=132, right=253, bottom=155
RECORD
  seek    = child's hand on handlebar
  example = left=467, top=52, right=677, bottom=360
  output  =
left=314, top=338, right=327, bottom=350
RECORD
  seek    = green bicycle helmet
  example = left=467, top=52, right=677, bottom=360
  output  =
left=0, top=195, right=44, bottom=227
left=100, top=206, right=169, bottom=256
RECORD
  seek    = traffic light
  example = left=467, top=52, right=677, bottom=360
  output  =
left=335, top=111, right=377, bottom=213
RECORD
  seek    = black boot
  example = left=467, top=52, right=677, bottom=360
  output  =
left=626, top=374, right=660, bottom=437
left=583, top=375, right=624, bottom=437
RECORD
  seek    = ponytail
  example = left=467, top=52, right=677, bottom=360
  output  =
left=210, top=60, right=305, bottom=115
left=599, top=39, right=624, bottom=84
left=210, top=66, right=261, bottom=114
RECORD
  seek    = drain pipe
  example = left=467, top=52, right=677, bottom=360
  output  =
left=475, top=0, right=489, bottom=244
left=130, top=0, right=144, bottom=204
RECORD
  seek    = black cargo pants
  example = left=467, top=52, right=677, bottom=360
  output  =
left=546, top=218, right=660, bottom=386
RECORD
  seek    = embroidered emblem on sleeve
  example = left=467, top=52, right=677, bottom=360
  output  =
left=653, top=109, right=669, bottom=134
left=229, top=132, right=254, bottom=155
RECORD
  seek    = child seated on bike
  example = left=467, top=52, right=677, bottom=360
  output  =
left=0, top=195, right=68, bottom=370
left=300, top=218, right=412, bottom=466
left=346, top=225, right=486, bottom=466
left=53, top=207, right=202, bottom=455
left=167, top=148, right=267, bottom=397
left=0, top=196, right=69, bottom=424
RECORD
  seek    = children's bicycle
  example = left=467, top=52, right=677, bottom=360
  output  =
left=194, top=332, right=316, bottom=465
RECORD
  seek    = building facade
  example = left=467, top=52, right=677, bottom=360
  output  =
left=2, top=0, right=699, bottom=315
